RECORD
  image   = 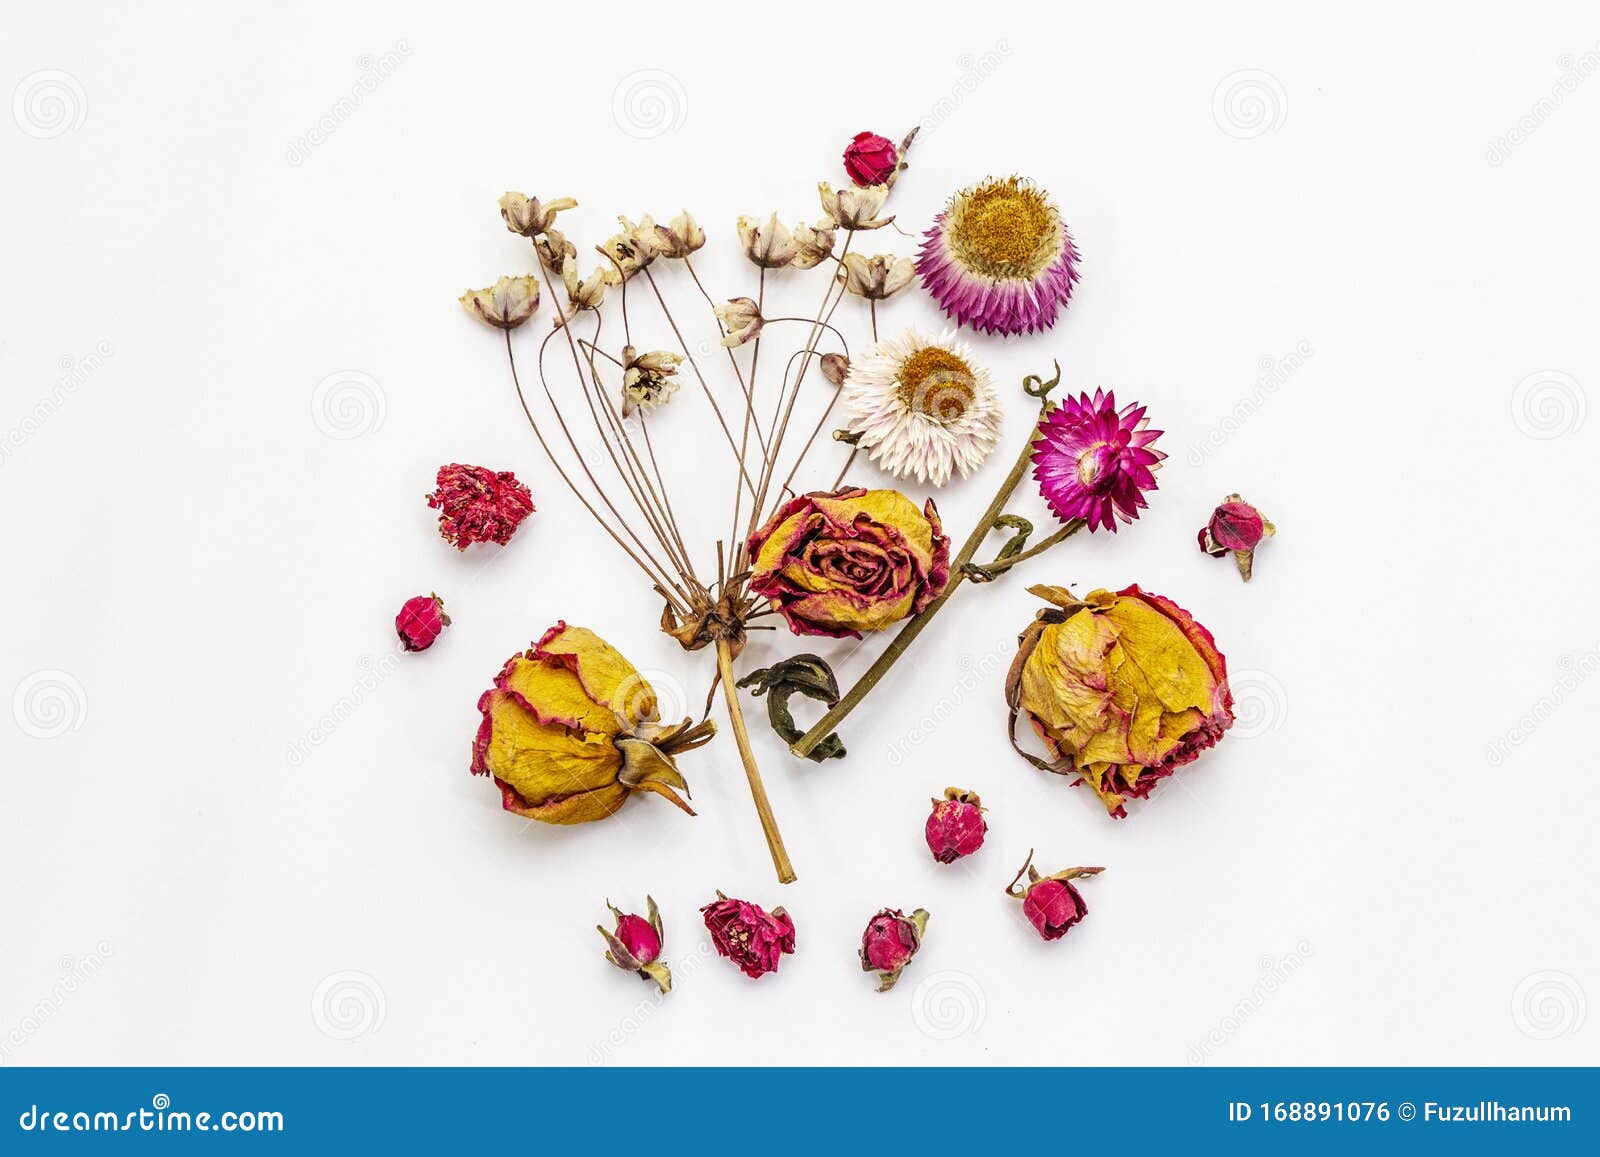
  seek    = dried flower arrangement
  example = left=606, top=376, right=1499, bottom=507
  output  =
left=458, top=132, right=945, bottom=883
left=451, top=127, right=1253, bottom=890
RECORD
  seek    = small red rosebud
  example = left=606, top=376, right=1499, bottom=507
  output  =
left=926, top=787, right=987, bottom=864
left=700, top=891, right=795, bottom=979
left=859, top=907, right=929, bottom=992
left=1005, top=850, right=1104, bottom=942
left=1198, top=493, right=1274, bottom=582
left=598, top=897, right=672, bottom=993
left=396, top=593, right=451, bottom=652
left=843, top=131, right=898, bottom=187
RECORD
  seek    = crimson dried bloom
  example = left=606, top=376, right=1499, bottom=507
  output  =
left=396, top=593, right=451, bottom=652
left=746, top=487, right=951, bottom=639
left=700, top=891, right=795, bottom=979
left=1198, top=493, right=1275, bottom=582
left=844, top=131, right=898, bottom=186
left=1005, top=850, right=1103, bottom=941
left=859, top=907, right=928, bottom=992
left=426, top=463, right=535, bottom=550
left=925, top=787, right=986, bottom=864
left=598, top=896, right=671, bottom=993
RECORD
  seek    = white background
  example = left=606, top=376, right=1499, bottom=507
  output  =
left=3, top=0, right=1596, bottom=1067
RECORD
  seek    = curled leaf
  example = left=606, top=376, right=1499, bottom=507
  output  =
left=1022, top=360, right=1062, bottom=401
left=963, top=514, right=1034, bottom=583
left=737, top=654, right=847, bottom=762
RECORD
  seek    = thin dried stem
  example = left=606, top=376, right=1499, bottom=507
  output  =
left=641, top=266, right=759, bottom=498
left=503, top=330, right=686, bottom=609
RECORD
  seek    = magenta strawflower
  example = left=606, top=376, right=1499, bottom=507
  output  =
left=916, top=176, right=1080, bottom=336
left=1031, top=390, right=1164, bottom=531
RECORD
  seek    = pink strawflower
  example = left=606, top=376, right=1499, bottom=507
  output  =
left=916, top=176, right=1080, bottom=336
left=1031, top=391, right=1164, bottom=531
left=426, top=463, right=535, bottom=550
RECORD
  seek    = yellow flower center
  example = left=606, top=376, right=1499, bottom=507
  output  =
left=946, top=178, right=1062, bottom=279
left=896, top=346, right=976, bottom=423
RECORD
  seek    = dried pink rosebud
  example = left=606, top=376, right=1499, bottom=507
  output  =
left=843, top=131, right=898, bottom=187
left=700, top=891, right=795, bottom=979
left=926, top=787, right=987, bottom=863
left=396, top=593, right=451, bottom=652
left=598, top=896, right=671, bottom=993
left=859, top=907, right=929, bottom=992
left=426, top=463, right=535, bottom=550
left=1005, top=850, right=1104, bottom=942
left=1198, top=493, right=1275, bottom=582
